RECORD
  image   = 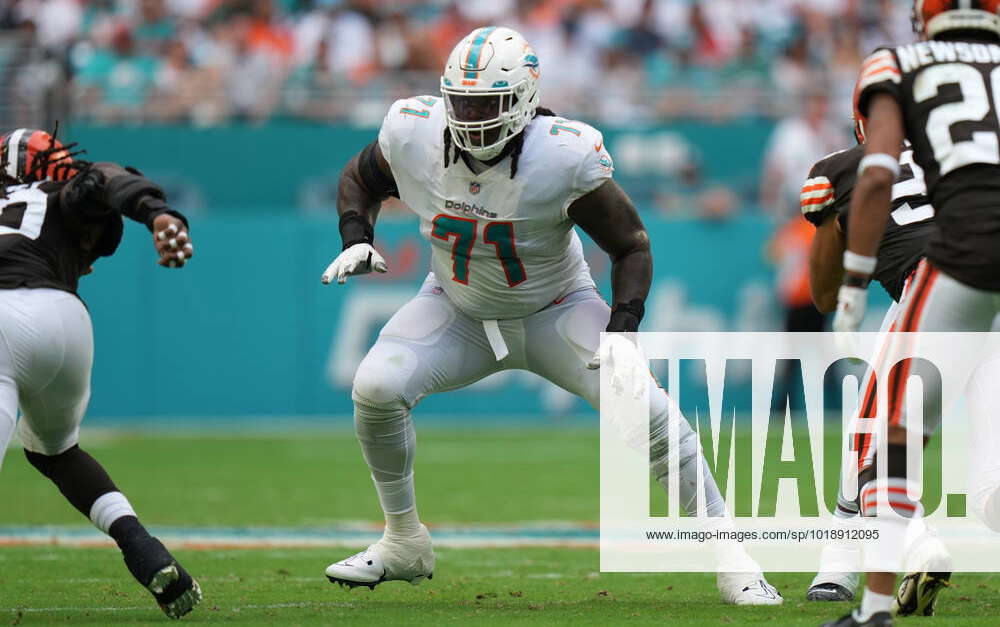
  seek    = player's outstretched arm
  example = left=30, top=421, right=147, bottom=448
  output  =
left=59, top=162, right=193, bottom=268
left=321, top=141, right=398, bottom=284
left=835, top=93, right=904, bottom=331
left=809, top=214, right=845, bottom=313
left=568, top=179, right=652, bottom=332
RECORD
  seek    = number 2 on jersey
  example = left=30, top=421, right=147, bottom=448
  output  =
left=916, top=63, right=1000, bottom=175
left=891, top=150, right=934, bottom=225
left=0, top=186, right=47, bottom=240
left=431, top=215, right=527, bottom=287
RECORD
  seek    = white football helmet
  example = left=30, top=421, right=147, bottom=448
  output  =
left=440, top=26, right=540, bottom=161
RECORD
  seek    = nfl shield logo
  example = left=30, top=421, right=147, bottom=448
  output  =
left=469, top=181, right=481, bottom=195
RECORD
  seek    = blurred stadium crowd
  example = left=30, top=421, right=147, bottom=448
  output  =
left=0, top=0, right=914, bottom=127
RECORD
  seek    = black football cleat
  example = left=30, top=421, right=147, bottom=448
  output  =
left=821, top=611, right=893, bottom=627
left=120, top=535, right=202, bottom=619
left=893, top=571, right=951, bottom=616
left=808, top=582, right=855, bottom=602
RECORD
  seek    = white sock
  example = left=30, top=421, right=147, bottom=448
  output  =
left=373, top=472, right=422, bottom=539
left=855, top=588, right=893, bottom=621
left=88, top=491, right=137, bottom=535
left=713, top=539, right=763, bottom=574
left=385, top=508, right=422, bottom=540
left=373, top=473, right=415, bottom=516
left=651, top=409, right=726, bottom=517
left=815, top=507, right=864, bottom=576
left=860, top=478, right=922, bottom=574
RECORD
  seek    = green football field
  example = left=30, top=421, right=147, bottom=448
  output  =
left=2, top=428, right=998, bottom=625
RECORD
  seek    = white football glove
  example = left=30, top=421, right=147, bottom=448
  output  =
left=321, top=243, right=387, bottom=285
left=586, top=348, right=602, bottom=370
left=587, top=333, right=645, bottom=381
left=588, top=334, right=642, bottom=371
left=832, top=284, right=867, bottom=333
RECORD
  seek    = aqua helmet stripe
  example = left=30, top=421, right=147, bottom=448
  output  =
left=463, top=26, right=498, bottom=80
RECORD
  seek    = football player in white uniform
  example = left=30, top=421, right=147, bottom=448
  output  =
left=320, top=26, right=781, bottom=605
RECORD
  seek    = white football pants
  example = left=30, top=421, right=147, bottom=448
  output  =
left=851, top=260, right=1000, bottom=528
left=885, top=259, right=1000, bottom=434
left=351, top=273, right=723, bottom=520
left=835, top=285, right=908, bottom=516
left=0, top=288, right=92, bottom=469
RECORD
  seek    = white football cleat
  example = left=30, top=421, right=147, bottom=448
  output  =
left=325, top=524, right=435, bottom=590
left=717, top=572, right=783, bottom=605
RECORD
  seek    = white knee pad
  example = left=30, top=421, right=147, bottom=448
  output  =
left=352, top=342, right=419, bottom=411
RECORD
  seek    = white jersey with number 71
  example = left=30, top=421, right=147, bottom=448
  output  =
left=377, top=95, right=615, bottom=320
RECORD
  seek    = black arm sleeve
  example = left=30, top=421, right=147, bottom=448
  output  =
left=357, top=141, right=399, bottom=199
left=56, top=162, right=189, bottom=258
left=95, top=163, right=188, bottom=231
left=59, top=162, right=187, bottom=231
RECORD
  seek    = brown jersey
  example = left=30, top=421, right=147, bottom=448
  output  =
left=0, top=180, right=122, bottom=294
left=801, top=143, right=935, bottom=301
left=857, top=41, right=1000, bottom=290
left=0, top=163, right=185, bottom=295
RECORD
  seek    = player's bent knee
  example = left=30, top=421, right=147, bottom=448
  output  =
left=352, top=342, right=422, bottom=410
left=352, top=366, right=408, bottom=410
left=18, top=424, right=81, bottom=458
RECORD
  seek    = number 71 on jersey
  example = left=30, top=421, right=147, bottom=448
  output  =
left=431, top=214, right=527, bottom=287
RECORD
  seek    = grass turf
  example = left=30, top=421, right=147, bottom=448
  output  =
left=2, top=429, right=599, bottom=526
left=3, top=546, right=1000, bottom=625
left=0, top=428, right=991, bottom=625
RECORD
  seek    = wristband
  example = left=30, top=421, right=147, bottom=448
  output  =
left=607, top=299, right=645, bottom=332
left=857, top=153, right=900, bottom=179
left=339, top=211, right=374, bottom=250
left=843, top=250, right=877, bottom=275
